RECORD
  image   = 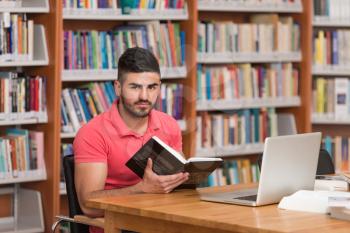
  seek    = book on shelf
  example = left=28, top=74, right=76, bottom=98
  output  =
left=61, top=81, right=117, bottom=133
left=197, top=63, right=299, bottom=102
left=155, top=83, right=183, bottom=120
left=0, top=12, right=34, bottom=62
left=63, top=21, right=185, bottom=73
left=312, top=77, right=350, bottom=120
left=201, top=159, right=260, bottom=187
left=312, top=29, right=350, bottom=67
left=63, top=0, right=186, bottom=11
left=0, top=71, right=47, bottom=118
left=321, top=136, right=350, bottom=173
left=314, top=0, right=350, bottom=20
left=196, top=108, right=278, bottom=150
left=198, top=14, right=300, bottom=55
left=0, top=128, right=45, bottom=179
left=126, top=136, right=223, bottom=187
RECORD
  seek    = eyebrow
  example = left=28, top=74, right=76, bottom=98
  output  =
left=128, top=83, right=160, bottom=88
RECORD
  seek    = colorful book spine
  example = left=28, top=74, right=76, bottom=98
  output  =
left=0, top=72, right=47, bottom=114
left=196, top=108, right=278, bottom=149
left=321, top=136, right=350, bottom=173
left=61, top=81, right=118, bottom=133
left=155, top=83, right=183, bottom=120
left=200, top=159, right=260, bottom=187
left=197, top=63, right=299, bottom=101
left=0, top=129, right=45, bottom=179
left=198, top=16, right=300, bottom=54
left=64, top=21, right=185, bottom=71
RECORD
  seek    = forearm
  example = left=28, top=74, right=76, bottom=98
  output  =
left=81, top=182, right=144, bottom=217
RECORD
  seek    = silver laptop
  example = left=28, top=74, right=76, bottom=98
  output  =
left=200, top=132, right=322, bottom=206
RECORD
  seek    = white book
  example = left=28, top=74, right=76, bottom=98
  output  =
left=278, top=190, right=350, bottom=214
left=27, top=20, right=34, bottom=61
left=62, top=89, right=80, bottom=132
left=334, top=78, right=349, bottom=120
left=196, top=116, right=202, bottom=150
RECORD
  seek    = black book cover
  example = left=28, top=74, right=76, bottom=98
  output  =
left=126, top=136, right=223, bottom=187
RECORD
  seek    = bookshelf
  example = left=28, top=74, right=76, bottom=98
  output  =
left=0, top=0, right=62, bottom=232
left=58, top=0, right=198, bottom=227
left=196, top=0, right=312, bottom=186
left=312, top=0, right=350, bottom=174
left=0, top=0, right=316, bottom=230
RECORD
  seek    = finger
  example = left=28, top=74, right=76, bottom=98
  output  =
left=164, top=176, right=189, bottom=193
left=144, top=158, right=154, bottom=175
left=162, top=174, right=189, bottom=189
left=158, top=172, right=187, bottom=183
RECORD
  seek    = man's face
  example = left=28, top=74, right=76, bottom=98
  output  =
left=115, top=72, right=161, bottom=118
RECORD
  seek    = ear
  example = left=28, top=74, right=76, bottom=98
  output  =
left=114, top=80, right=121, bottom=97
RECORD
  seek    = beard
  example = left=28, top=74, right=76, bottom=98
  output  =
left=119, top=94, right=155, bottom=118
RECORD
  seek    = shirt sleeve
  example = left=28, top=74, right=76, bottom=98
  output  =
left=73, top=125, right=108, bottom=163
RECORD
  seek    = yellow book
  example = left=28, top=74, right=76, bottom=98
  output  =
left=316, top=78, right=325, bottom=113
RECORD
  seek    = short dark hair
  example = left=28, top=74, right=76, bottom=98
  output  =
left=117, top=47, right=160, bottom=83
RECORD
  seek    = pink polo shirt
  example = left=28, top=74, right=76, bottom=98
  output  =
left=73, top=101, right=182, bottom=233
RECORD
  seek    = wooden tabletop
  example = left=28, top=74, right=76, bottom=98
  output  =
left=87, top=184, right=350, bottom=233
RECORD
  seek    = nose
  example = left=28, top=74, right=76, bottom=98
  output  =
left=139, top=86, right=149, bottom=100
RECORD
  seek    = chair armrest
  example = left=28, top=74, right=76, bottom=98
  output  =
left=74, top=215, right=105, bottom=228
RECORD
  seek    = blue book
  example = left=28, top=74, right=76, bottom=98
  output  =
left=106, top=82, right=117, bottom=101
left=252, top=109, right=260, bottom=143
left=332, top=31, right=338, bottom=65
left=243, top=109, right=251, bottom=144
left=180, top=31, right=186, bottom=65
left=205, top=68, right=211, bottom=100
left=197, top=65, right=202, bottom=100
left=77, top=89, right=92, bottom=122
left=101, top=83, right=112, bottom=106
left=231, top=161, right=239, bottom=184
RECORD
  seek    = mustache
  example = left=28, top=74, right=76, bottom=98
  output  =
left=135, top=100, right=152, bottom=105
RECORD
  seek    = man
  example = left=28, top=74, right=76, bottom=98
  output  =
left=73, top=47, right=189, bottom=233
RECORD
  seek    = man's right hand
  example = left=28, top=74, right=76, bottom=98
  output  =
left=139, top=158, right=189, bottom=193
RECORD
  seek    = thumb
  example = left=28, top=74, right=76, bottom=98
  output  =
left=145, top=158, right=153, bottom=174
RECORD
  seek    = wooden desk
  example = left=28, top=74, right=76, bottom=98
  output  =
left=87, top=184, right=350, bottom=233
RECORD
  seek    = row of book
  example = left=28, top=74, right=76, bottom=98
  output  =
left=197, top=63, right=299, bottom=101
left=199, top=0, right=300, bottom=6
left=0, top=128, right=45, bottom=179
left=313, top=29, right=350, bottom=66
left=155, top=83, right=184, bottom=120
left=63, top=21, right=185, bottom=70
left=196, top=108, right=278, bottom=149
left=198, top=15, right=300, bottom=54
left=0, top=72, right=46, bottom=114
left=63, top=0, right=185, bottom=10
left=322, top=136, right=350, bottom=173
left=0, top=12, right=34, bottom=61
left=201, top=159, right=260, bottom=187
left=314, top=0, right=350, bottom=19
left=61, top=82, right=117, bottom=133
left=312, top=77, right=350, bottom=119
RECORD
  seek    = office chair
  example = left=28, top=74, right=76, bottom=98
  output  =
left=52, top=155, right=104, bottom=233
left=257, top=148, right=335, bottom=175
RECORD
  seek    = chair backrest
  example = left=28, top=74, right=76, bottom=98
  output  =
left=63, top=155, right=89, bottom=233
left=316, top=148, right=335, bottom=175
left=257, top=148, right=335, bottom=175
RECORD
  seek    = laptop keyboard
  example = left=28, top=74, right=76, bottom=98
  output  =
left=235, top=194, right=257, bottom=201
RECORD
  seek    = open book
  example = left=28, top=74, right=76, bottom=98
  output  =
left=126, top=136, right=223, bottom=187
